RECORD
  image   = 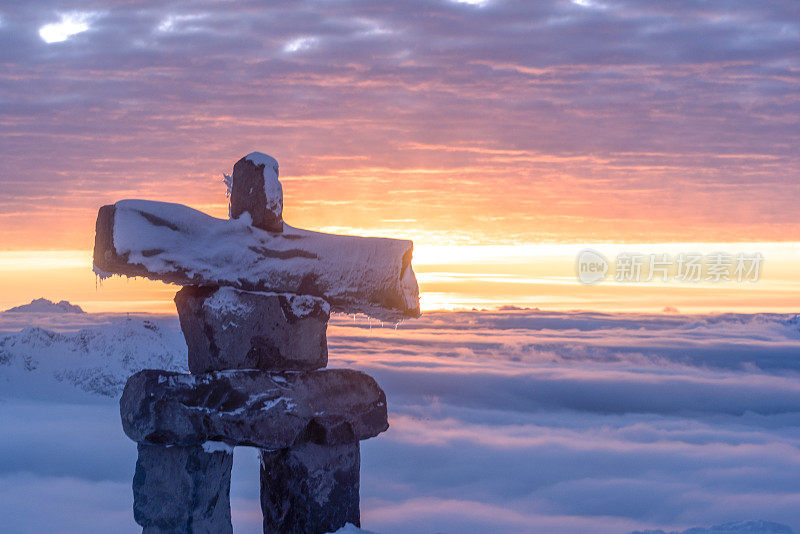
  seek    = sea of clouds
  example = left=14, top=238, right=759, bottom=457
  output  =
left=1, top=307, right=799, bottom=533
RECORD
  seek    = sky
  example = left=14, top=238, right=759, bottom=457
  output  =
left=1, top=0, right=799, bottom=312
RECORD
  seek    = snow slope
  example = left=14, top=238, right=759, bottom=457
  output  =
left=0, top=312, right=186, bottom=399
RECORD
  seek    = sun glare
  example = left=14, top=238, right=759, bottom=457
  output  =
left=2, top=244, right=799, bottom=315
left=0, top=250, right=90, bottom=270
left=449, top=0, right=490, bottom=7
left=39, top=12, right=93, bottom=44
left=283, top=36, right=318, bottom=53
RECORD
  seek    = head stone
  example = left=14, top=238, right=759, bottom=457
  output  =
left=229, top=152, right=283, bottom=232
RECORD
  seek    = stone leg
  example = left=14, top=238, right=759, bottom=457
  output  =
left=260, top=441, right=360, bottom=534
left=133, top=443, right=233, bottom=534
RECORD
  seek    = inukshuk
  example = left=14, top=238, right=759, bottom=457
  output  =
left=93, top=152, right=421, bottom=534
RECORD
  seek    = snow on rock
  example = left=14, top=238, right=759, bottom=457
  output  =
left=201, top=440, right=235, bottom=454
left=288, top=293, right=332, bottom=318
left=175, top=286, right=329, bottom=373
left=329, top=524, right=378, bottom=534
left=204, top=286, right=255, bottom=317
left=228, top=152, right=283, bottom=232
left=0, top=315, right=187, bottom=398
left=244, top=151, right=282, bottom=218
left=4, top=298, right=85, bottom=314
left=203, top=287, right=331, bottom=321
left=96, top=199, right=420, bottom=321
left=203, top=287, right=332, bottom=322
left=119, top=369, right=388, bottom=448
left=244, top=151, right=279, bottom=168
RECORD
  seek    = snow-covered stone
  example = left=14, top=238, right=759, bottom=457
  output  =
left=261, top=441, right=360, bottom=534
left=329, top=525, right=375, bottom=534
left=119, top=369, right=388, bottom=449
left=174, top=286, right=328, bottom=374
left=329, top=525, right=376, bottom=534
left=229, top=152, right=283, bottom=232
left=92, top=198, right=420, bottom=322
left=133, top=442, right=233, bottom=534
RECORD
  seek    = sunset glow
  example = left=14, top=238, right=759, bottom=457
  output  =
left=1, top=2, right=798, bottom=312
left=2, top=242, right=798, bottom=315
left=3, top=3, right=800, bottom=533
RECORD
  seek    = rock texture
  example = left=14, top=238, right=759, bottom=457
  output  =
left=229, top=153, right=283, bottom=232
left=120, top=369, right=388, bottom=449
left=105, top=153, right=408, bottom=534
left=174, top=286, right=329, bottom=374
left=260, top=442, right=360, bottom=534
left=133, top=443, right=233, bottom=534
left=92, top=199, right=420, bottom=322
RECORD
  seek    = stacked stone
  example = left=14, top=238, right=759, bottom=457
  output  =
left=106, top=153, right=415, bottom=534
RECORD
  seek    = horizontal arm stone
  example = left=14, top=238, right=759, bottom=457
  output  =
left=119, top=369, right=389, bottom=449
left=94, top=200, right=420, bottom=322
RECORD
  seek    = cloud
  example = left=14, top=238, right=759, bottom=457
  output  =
left=283, top=36, right=319, bottom=53
left=0, top=474, right=137, bottom=534
left=3, top=308, right=800, bottom=532
left=38, top=12, right=96, bottom=43
left=0, top=1, right=799, bottom=248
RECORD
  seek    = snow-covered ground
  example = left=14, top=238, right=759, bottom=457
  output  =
left=1, top=305, right=799, bottom=533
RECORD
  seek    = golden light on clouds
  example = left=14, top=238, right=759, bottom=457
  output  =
left=4, top=1, right=800, bottom=316
left=2, top=243, right=798, bottom=315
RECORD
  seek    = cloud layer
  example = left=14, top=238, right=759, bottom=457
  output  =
left=2, top=308, right=800, bottom=532
left=1, top=0, right=799, bottom=248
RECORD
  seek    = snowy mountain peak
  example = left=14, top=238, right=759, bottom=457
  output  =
left=4, top=298, right=85, bottom=314
left=0, top=315, right=187, bottom=398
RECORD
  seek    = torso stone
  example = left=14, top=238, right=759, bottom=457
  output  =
left=175, top=286, right=329, bottom=373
